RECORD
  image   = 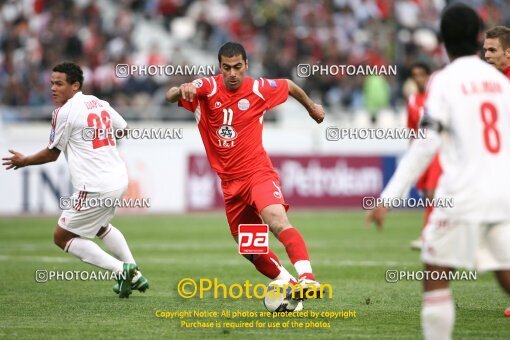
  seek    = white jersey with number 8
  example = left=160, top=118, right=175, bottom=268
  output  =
left=425, top=56, right=510, bottom=222
left=48, top=91, right=128, bottom=192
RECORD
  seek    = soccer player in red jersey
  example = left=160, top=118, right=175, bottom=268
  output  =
left=406, top=62, right=442, bottom=250
left=484, top=26, right=510, bottom=318
left=166, top=42, right=325, bottom=293
left=484, top=26, right=510, bottom=79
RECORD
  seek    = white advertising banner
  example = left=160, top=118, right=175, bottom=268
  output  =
left=0, top=122, right=408, bottom=214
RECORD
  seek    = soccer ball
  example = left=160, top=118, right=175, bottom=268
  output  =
left=263, top=280, right=303, bottom=312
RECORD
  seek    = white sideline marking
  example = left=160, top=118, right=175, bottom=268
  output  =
left=0, top=255, right=74, bottom=263
left=0, top=240, right=402, bottom=251
left=0, top=254, right=416, bottom=267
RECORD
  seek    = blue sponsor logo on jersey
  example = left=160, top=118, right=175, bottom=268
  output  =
left=268, top=79, right=277, bottom=88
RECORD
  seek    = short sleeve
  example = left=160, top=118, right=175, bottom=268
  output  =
left=178, top=97, right=199, bottom=112
left=258, top=78, right=288, bottom=110
left=106, top=104, right=127, bottom=130
left=48, top=107, right=71, bottom=151
left=178, top=77, right=213, bottom=113
left=423, top=72, right=450, bottom=130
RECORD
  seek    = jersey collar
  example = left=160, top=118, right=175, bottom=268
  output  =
left=219, top=74, right=252, bottom=94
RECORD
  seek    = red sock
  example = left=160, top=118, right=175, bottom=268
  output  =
left=277, top=228, right=310, bottom=264
left=298, top=273, right=316, bottom=281
left=251, top=250, right=282, bottom=279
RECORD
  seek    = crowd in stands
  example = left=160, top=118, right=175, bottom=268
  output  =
left=1, top=0, right=508, bottom=120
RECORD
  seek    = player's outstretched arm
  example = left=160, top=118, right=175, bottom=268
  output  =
left=166, top=83, right=197, bottom=103
left=2, top=148, right=60, bottom=170
left=286, top=79, right=325, bottom=124
left=365, top=129, right=442, bottom=230
left=165, top=87, right=181, bottom=103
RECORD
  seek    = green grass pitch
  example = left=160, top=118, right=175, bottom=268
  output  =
left=0, top=211, right=508, bottom=339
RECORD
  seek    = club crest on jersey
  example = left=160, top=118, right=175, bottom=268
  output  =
left=192, top=79, right=203, bottom=88
left=216, top=125, right=237, bottom=141
left=238, top=98, right=250, bottom=111
left=217, top=108, right=238, bottom=141
left=215, top=101, right=222, bottom=108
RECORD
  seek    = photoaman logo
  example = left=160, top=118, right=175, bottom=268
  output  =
left=238, top=224, right=269, bottom=254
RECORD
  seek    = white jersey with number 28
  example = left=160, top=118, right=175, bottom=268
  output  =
left=48, top=91, right=128, bottom=192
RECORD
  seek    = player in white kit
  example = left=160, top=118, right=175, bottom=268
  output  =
left=2, top=62, right=148, bottom=298
left=366, top=4, right=510, bottom=339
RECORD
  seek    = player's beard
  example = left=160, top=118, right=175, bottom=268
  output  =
left=226, top=78, right=241, bottom=90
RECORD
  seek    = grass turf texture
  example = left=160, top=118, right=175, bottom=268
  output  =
left=0, top=211, right=508, bottom=339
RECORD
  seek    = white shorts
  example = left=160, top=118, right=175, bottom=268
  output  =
left=421, top=209, right=510, bottom=272
left=57, top=185, right=127, bottom=239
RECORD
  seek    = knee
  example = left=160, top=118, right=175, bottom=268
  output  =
left=53, top=229, right=65, bottom=250
left=96, top=226, right=109, bottom=238
left=265, top=213, right=291, bottom=236
left=496, top=271, right=510, bottom=294
left=53, top=227, right=74, bottom=250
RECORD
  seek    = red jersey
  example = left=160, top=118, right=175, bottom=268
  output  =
left=504, top=66, right=510, bottom=79
left=179, top=75, right=288, bottom=181
left=406, top=91, right=427, bottom=132
left=406, top=90, right=442, bottom=192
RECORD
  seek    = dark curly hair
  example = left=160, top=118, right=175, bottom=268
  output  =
left=52, top=62, right=84, bottom=89
left=440, top=4, right=483, bottom=58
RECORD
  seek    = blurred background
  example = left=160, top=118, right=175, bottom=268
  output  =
left=1, top=0, right=509, bottom=214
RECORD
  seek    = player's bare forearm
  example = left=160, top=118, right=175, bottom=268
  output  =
left=165, top=87, right=181, bottom=103
left=25, top=148, right=61, bottom=165
left=287, top=80, right=314, bottom=110
left=2, top=148, right=60, bottom=170
left=286, top=80, right=325, bottom=123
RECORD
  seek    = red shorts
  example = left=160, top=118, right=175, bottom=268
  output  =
left=221, top=172, right=288, bottom=236
left=416, top=154, right=442, bottom=191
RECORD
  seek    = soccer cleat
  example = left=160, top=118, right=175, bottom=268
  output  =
left=113, top=273, right=149, bottom=294
left=117, top=263, right=137, bottom=298
left=292, top=278, right=322, bottom=300
left=504, top=306, right=510, bottom=317
left=281, top=278, right=303, bottom=310
left=132, top=275, right=149, bottom=292
left=265, top=280, right=305, bottom=312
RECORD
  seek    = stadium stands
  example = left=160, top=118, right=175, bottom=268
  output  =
left=0, top=0, right=508, bottom=122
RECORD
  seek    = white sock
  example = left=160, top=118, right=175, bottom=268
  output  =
left=421, top=288, right=455, bottom=340
left=268, top=257, right=296, bottom=282
left=294, top=260, right=313, bottom=277
left=98, top=224, right=135, bottom=264
left=275, top=266, right=296, bottom=283
left=66, top=237, right=124, bottom=273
